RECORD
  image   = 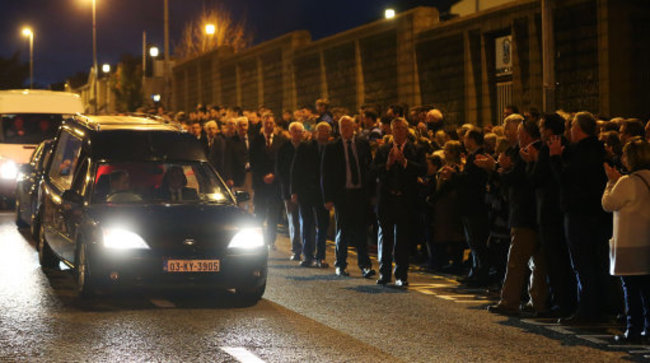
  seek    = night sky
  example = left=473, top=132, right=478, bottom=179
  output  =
left=0, top=0, right=449, bottom=87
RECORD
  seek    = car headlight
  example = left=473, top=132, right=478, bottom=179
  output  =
left=0, top=160, right=18, bottom=180
left=102, top=228, right=150, bottom=249
left=228, top=228, right=264, bottom=249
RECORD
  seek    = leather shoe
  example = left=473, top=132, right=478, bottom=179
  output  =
left=335, top=267, right=349, bottom=276
left=395, top=279, right=409, bottom=287
left=362, top=268, right=376, bottom=278
left=557, top=314, right=600, bottom=326
left=487, top=304, right=519, bottom=316
left=299, top=260, right=313, bottom=267
left=289, top=254, right=301, bottom=261
left=613, top=332, right=645, bottom=344
left=376, top=277, right=390, bottom=285
left=316, top=260, right=329, bottom=268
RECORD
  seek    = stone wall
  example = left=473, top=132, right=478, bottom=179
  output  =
left=172, top=0, right=650, bottom=125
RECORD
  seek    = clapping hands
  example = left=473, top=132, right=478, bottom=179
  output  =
left=387, top=144, right=406, bottom=169
left=520, top=144, right=539, bottom=162
left=547, top=135, right=564, bottom=156
left=497, top=153, right=513, bottom=173
left=603, top=163, right=622, bottom=183
left=474, top=153, right=497, bottom=171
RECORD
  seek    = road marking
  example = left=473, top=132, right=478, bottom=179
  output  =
left=520, top=319, right=557, bottom=326
left=411, top=289, right=436, bottom=295
left=409, top=283, right=449, bottom=288
left=454, top=300, right=488, bottom=304
left=150, top=299, right=175, bottom=308
left=221, top=347, right=265, bottom=363
left=544, top=326, right=573, bottom=335
left=628, top=350, right=650, bottom=354
left=576, top=335, right=610, bottom=345
left=435, top=295, right=457, bottom=300
left=607, top=345, right=650, bottom=349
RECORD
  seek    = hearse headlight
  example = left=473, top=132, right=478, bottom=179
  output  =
left=228, top=228, right=264, bottom=249
left=0, top=159, right=18, bottom=180
left=102, top=228, right=150, bottom=250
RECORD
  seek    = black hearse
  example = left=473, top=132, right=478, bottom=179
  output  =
left=35, top=115, right=266, bottom=302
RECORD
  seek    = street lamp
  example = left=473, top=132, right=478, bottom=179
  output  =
left=21, top=27, right=34, bottom=89
left=149, top=46, right=160, bottom=58
left=102, top=63, right=110, bottom=74
left=205, top=24, right=216, bottom=35
left=385, top=8, right=396, bottom=19
left=83, top=0, right=99, bottom=113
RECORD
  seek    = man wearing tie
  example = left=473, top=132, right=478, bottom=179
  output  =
left=249, top=112, right=286, bottom=249
left=224, top=117, right=254, bottom=212
left=373, top=118, right=426, bottom=286
left=321, top=116, right=376, bottom=278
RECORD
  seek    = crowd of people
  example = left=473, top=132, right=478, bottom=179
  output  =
left=146, top=99, right=650, bottom=344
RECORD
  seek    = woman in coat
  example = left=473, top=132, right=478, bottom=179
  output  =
left=602, top=137, right=650, bottom=344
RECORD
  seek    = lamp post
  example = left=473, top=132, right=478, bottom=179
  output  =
left=21, top=27, right=34, bottom=89
left=163, top=0, right=170, bottom=109
left=91, top=0, right=98, bottom=114
left=102, top=63, right=110, bottom=113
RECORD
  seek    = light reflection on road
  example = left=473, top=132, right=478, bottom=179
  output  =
left=0, top=217, right=61, bottom=359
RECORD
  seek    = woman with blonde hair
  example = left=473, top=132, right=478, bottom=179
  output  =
left=602, top=138, right=650, bottom=343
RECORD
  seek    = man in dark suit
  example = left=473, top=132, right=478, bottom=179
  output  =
left=442, top=126, right=490, bottom=287
left=526, top=113, right=577, bottom=317
left=277, top=122, right=304, bottom=261
left=373, top=118, right=426, bottom=286
left=486, top=119, right=549, bottom=316
left=321, top=116, right=376, bottom=278
left=154, top=166, right=199, bottom=201
left=249, top=112, right=286, bottom=249
left=549, top=111, right=613, bottom=324
left=190, top=121, right=209, bottom=154
left=291, top=121, right=332, bottom=268
left=224, top=117, right=253, bottom=212
left=205, top=120, right=226, bottom=176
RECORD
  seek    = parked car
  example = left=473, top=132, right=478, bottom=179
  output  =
left=14, top=139, right=53, bottom=232
left=36, top=115, right=267, bottom=303
left=0, top=90, right=83, bottom=207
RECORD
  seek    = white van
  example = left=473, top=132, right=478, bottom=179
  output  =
left=0, top=90, right=84, bottom=202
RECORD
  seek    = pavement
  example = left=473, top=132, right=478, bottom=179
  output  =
left=0, top=211, right=647, bottom=362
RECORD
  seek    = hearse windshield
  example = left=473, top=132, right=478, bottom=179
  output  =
left=91, top=161, right=233, bottom=205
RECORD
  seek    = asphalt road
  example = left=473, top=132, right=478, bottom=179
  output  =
left=0, top=211, right=646, bottom=362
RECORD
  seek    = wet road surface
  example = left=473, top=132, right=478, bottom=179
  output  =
left=0, top=212, right=644, bottom=362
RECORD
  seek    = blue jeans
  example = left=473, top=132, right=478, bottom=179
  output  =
left=621, top=275, right=650, bottom=335
left=299, top=200, right=329, bottom=261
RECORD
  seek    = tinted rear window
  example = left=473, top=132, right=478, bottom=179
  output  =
left=1, top=114, right=62, bottom=144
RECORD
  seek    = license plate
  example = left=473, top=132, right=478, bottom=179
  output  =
left=164, top=259, right=220, bottom=272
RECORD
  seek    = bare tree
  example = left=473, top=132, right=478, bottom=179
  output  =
left=174, top=6, right=251, bottom=60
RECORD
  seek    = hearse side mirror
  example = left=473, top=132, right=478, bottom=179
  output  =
left=19, top=164, right=34, bottom=174
left=234, top=190, right=250, bottom=203
left=62, top=189, right=83, bottom=205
